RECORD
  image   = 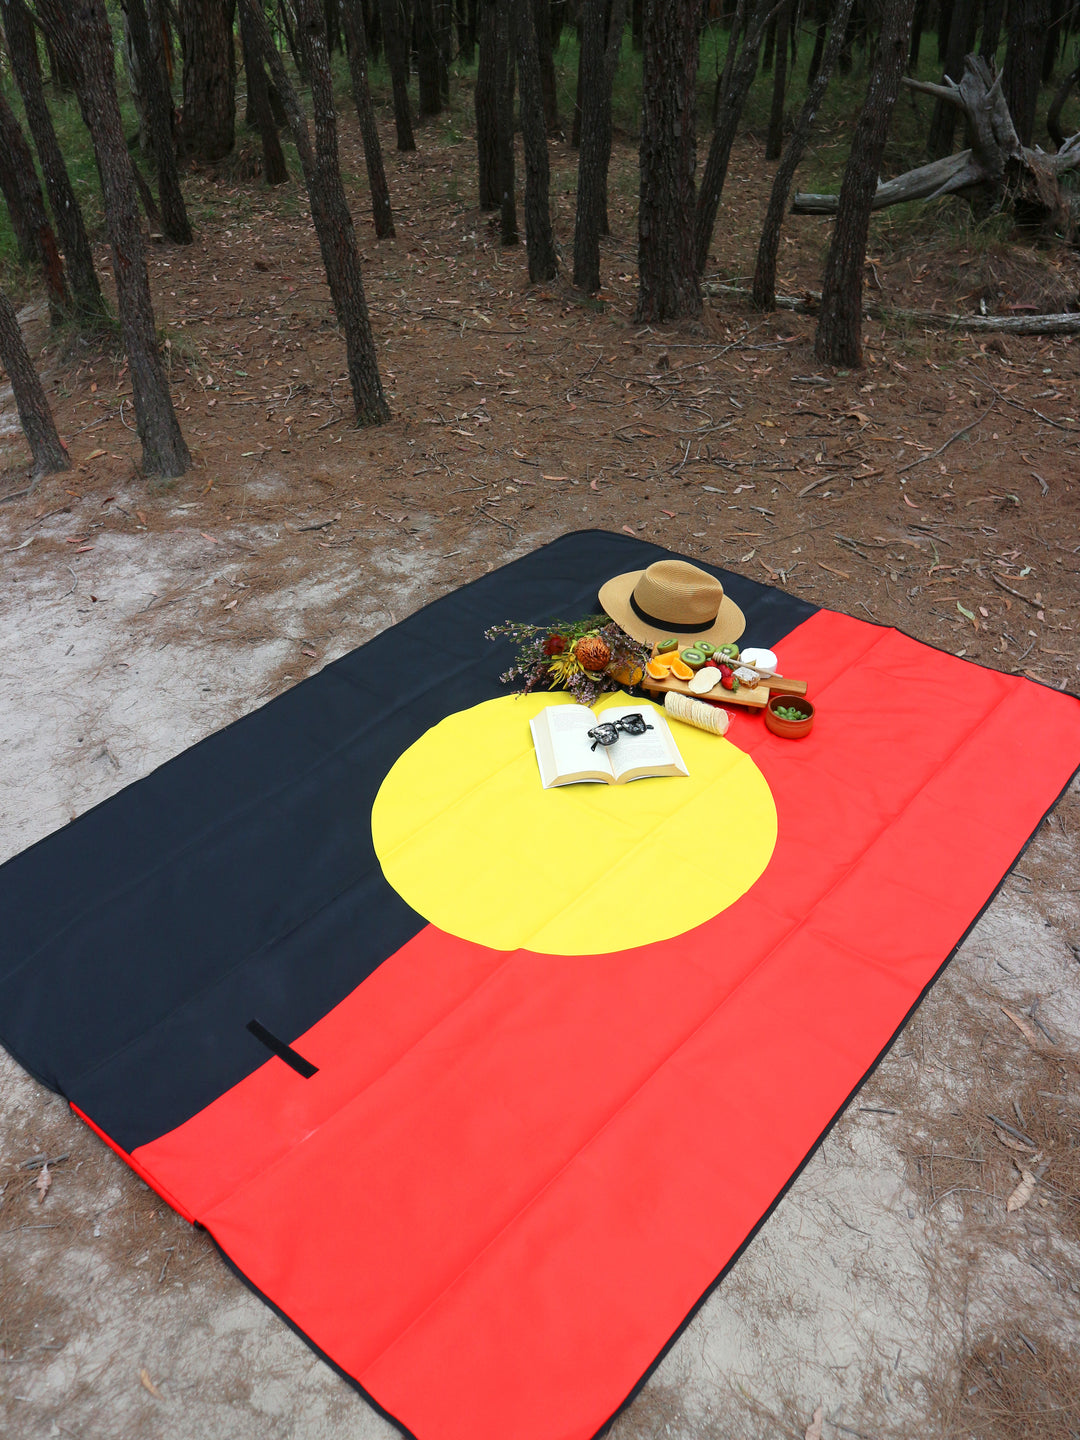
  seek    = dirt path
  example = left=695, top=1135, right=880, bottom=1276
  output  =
left=1, top=109, right=1078, bottom=1439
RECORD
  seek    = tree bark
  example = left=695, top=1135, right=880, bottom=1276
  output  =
left=240, top=0, right=389, bottom=424
left=0, top=286, right=69, bottom=477
left=596, top=0, right=625, bottom=236
left=534, top=0, right=558, bottom=132
left=2, top=0, right=105, bottom=323
left=766, top=0, right=793, bottom=161
left=635, top=0, right=700, bottom=323
left=0, top=93, right=70, bottom=323
left=815, top=0, right=919, bottom=368
left=238, top=0, right=289, bottom=183
left=693, top=0, right=774, bottom=276
left=379, top=0, right=416, bottom=149
left=572, top=0, right=607, bottom=290
left=341, top=0, right=395, bottom=236
left=496, top=0, right=518, bottom=245
left=177, top=0, right=237, bottom=163
left=754, top=0, right=855, bottom=310
left=928, top=0, right=977, bottom=157
left=476, top=0, right=499, bottom=207
left=979, top=0, right=1005, bottom=61
left=416, top=0, right=444, bottom=114
left=124, top=0, right=194, bottom=242
left=1004, top=0, right=1052, bottom=146
left=572, top=0, right=624, bottom=289
left=808, top=13, right=828, bottom=83
left=36, top=0, right=190, bottom=476
left=514, top=0, right=556, bottom=280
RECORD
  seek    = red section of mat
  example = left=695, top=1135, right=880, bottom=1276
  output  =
left=127, top=611, right=1080, bottom=1440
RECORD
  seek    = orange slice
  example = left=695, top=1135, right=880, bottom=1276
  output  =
left=645, top=657, right=671, bottom=681
left=669, top=658, right=694, bottom=682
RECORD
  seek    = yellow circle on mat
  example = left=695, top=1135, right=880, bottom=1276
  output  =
left=371, top=693, right=777, bottom=957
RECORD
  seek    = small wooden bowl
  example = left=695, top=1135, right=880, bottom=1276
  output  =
left=765, top=693, right=815, bottom=739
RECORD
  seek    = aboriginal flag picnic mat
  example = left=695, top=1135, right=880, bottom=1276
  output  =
left=2, top=530, right=1080, bottom=1440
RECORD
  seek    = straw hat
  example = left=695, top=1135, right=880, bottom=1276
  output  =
left=599, top=559, right=745, bottom=647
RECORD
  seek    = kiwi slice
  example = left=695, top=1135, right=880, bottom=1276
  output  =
left=657, top=637, right=679, bottom=653
left=680, top=648, right=706, bottom=669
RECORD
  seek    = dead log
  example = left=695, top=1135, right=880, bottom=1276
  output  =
left=703, top=281, right=1080, bottom=333
left=792, top=53, right=1080, bottom=230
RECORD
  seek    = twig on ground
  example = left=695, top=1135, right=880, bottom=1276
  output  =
left=897, top=404, right=995, bottom=473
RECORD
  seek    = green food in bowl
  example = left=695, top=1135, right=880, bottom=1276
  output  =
left=773, top=704, right=808, bottom=722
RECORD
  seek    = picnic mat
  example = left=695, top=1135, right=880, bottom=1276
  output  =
left=2, top=529, right=1079, bottom=1440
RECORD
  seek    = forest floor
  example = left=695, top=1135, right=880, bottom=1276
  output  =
left=1, top=98, right=1079, bottom=1440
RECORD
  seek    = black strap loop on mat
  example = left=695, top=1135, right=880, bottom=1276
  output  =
left=246, top=1020, right=319, bottom=1078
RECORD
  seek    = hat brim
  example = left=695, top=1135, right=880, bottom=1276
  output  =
left=598, top=569, right=746, bottom=648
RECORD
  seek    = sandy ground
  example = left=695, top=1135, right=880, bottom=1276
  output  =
left=2, top=477, right=1077, bottom=1440
left=2, top=104, right=1079, bottom=1438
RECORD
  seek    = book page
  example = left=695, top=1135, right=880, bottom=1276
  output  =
left=601, top=706, right=688, bottom=783
left=530, top=705, right=614, bottom=787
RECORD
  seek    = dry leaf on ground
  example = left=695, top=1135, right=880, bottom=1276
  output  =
left=35, top=1163, right=50, bottom=1203
left=139, top=1367, right=163, bottom=1399
left=1006, top=1161, right=1045, bottom=1212
left=1000, top=1005, right=1044, bottom=1047
left=805, top=1404, right=824, bottom=1440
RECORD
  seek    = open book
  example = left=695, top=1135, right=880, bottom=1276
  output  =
left=530, top=703, right=688, bottom=788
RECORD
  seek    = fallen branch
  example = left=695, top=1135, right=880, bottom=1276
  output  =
left=703, top=282, right=1080, bottom=335
left=987, top=571, right=1040, bottom=608
left=897, top=403, right=995, bottom=472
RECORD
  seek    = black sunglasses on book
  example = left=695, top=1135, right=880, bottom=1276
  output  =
left=587, top=713, right=654, bottom=751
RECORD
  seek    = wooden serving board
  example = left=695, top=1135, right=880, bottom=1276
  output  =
left=642, top=671, right=769, bottom=709
left=640, top=649, right=808, bottom=711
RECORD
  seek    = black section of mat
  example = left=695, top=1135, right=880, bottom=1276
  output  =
left=0, top=531, right=816, bottom=1152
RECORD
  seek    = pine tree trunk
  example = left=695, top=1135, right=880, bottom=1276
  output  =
left=596, top=0, right=625, bottom=236
left=379, top=0, right=416, bottom=149
left=125, top=0, right=194, bottom=242
left=2, top=0, right=105, bottom=324
left=980, top=0, right=1005, bottom=60
left=571, top=16, right=583, bottom=148
left=572, top=0, right=607, bottom=290
left=476, top=0, right=499, bottom=207
left=36, top=0, right=190, bottom=476
left=635, top=0, right=700, bottom=323
left=766, top=0, right=793, bottom=161
left=754, top=0, right=855, bottom=309
left=496, top=0, right=518, bottom=245
left=0, top=93, right=70, bottom=323
left=534, top=0, right=559, bottom=132
left=238, top=0, right=289, bottom=183
left=240, top=0, right=389, bottom=424
left=1004, top=0, right=1052, bottom=146
left=341, top=0, right=395, bottom=237
left=0, top=286, right=69, bottom=477
left=694, top=0, right=774, bottom=276
left=177, top=0, right=237, bottom=163
left=417, top=0, right=444, bottom=114
left=928, top=0, right=977, bottom=157
left=514, top=0, right=556, bottom=280
left=815, top=0, right=918, bottom=368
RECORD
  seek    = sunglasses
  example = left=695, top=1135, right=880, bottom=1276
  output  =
left=588, top=713, right=654, bottom=751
